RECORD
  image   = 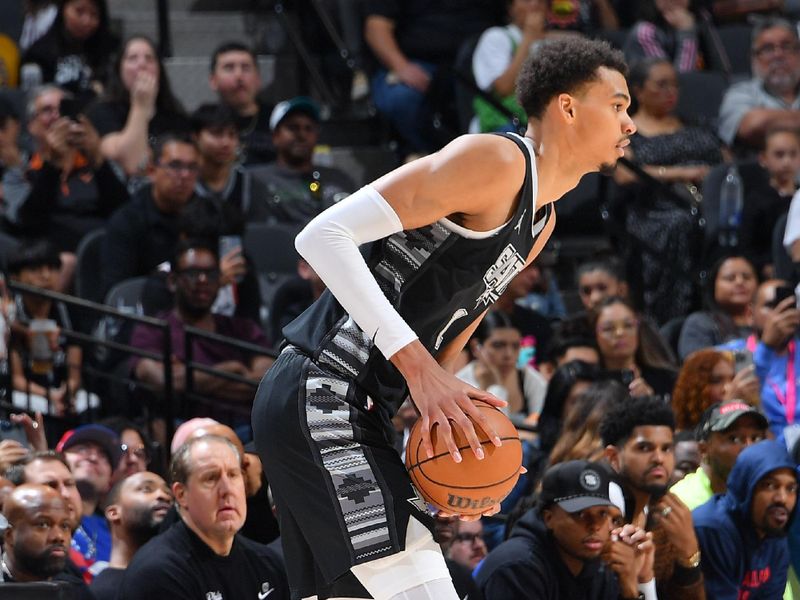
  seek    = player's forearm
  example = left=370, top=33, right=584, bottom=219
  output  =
left=294, top=186, right=418, bottom=359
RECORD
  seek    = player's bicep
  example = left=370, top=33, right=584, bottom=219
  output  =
left=373, top=134, right=526, bottom=231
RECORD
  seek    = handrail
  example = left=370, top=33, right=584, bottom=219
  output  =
left=7, top=281, right=175, bottom=448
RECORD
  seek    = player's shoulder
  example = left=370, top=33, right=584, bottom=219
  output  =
left=443, top=133, right=527, bottom=174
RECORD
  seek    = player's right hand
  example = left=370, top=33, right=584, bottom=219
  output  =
left=392, top=341, right=507, bottom=463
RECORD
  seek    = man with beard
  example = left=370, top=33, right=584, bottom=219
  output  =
left=719, top=17, right=800, bottom=151
left=89, top=472, right=172, bottom=600
left=693, top=440, right=798, bottom=598
left=131, top=239, right=272, bottom=405
left=249, top=96, right=355, bottom=227
left=671, top=401, right=768, bottom=510
left=0, top=484, right=91, bottom=597
left=601, top=395, right=705, bottom=599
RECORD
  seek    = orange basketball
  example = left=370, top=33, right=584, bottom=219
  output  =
left=405, top=399, right=523, bottom=516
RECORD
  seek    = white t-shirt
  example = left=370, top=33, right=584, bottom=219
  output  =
left=472, top=24, right=524, bottom=92
left=455, top=360, right=547, bottom=418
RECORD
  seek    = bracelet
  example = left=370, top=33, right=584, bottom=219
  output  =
left=676, top=549, right=701, bottom=569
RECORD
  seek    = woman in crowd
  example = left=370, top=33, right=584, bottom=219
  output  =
left=21, top=0, right=118, bottom=102
left=548, top=379, right=629, bottom=465
left=592, top=296, right=677, bottom=397
left=456, top=311, right=547, bottom=438
left=535, top=359, right=603, bottom=458
left=614, top=57, right=724, bottom=323
left=672, top=348, right=760, bottom=430
left=678, top=254, right=758, bottom=359
left=624, top=0, right=702, bottom=72
left=87, top=34, right=188, bottom=177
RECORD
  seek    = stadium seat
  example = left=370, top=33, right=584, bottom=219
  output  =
left=243, top=222, right=303, bottom=311
left=716, top=24, right=753, bottom=77
left=0, top=231, right=21, bottom=270
left=676, top=71, right=729, bottom=128
left=74, top=229, right=106, bottom=304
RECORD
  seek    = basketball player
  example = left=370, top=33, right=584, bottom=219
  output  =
left=252, top=37, right=636, bottom=600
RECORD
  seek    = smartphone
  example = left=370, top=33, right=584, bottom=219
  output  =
left=733, top=349, right=754, bottom=374
left=219, top=235, right=243, bottom=284
left=0, top=420, right=29, bottom=448
left=58, top=97, right=81, bottom=122
left=773, top=285, right=796, bottom=308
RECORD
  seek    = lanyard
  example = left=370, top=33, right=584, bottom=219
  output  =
left=746, top=334, right=757, bottom=353
left=769, top=340, right=797, bottom=424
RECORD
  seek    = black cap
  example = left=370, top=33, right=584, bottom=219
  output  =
left=700, top=400, right=768, bottom=439
left=539, top=460, right=613, bottom=514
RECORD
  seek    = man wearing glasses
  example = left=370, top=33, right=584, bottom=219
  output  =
left=130, top=239, right=272, bottom=405
left=101, top=133, right=200, bottom=297
left=719, top=17, right=800, bottom=151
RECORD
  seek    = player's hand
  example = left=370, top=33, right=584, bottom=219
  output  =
left=393, top=341, right=507, bottom=463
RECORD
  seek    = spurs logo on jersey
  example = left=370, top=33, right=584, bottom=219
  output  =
left=475, top=243, right=526, bottom=308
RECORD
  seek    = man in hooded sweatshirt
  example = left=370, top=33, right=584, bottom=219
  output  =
left=693, top=439, right=798, bottom=599
left=476, top=460, right=656, bottom=600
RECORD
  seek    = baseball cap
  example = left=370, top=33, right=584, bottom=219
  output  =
left=269, top=96, right=320, bottom=131
left=700, top=400, right=768, bottom=439
left=539, top=460, right=613, bottom=514
left=56, top=424, right=122, bottom=466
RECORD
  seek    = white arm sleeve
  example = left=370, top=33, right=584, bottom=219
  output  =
left=294, top=185, right=419, bottom=359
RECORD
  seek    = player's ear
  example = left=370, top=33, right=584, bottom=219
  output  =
left=558, top=93, right=575, bottom=121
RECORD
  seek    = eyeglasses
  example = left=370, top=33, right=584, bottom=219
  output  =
left=176, top=268, right=221, bottom=283
left=596, top=320, right=638, bottom=338
left=754, top=42, right=800, bottom=58
left=121, top=443, right=150, bottom=463
left=157, top=161, right=200, bottom=175
left=452, top=532, right=484, bottom=544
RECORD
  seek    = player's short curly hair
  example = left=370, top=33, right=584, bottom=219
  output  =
left=599, top=395, right=675, bottom=448
left=517, top=37, right=627, bottom=121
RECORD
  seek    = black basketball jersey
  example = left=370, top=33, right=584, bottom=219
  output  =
left=283, top=133, right=552, bottom=413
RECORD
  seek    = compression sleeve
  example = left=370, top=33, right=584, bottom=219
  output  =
left=294, top=185, right=419, bottom=359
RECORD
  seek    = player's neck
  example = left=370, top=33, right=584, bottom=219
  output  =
left=525, top=122, right=586, bottom=207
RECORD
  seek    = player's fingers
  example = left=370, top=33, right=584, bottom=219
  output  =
left=467, top=385, right=507, bottom=408
left=460, top=397, right=501, bottom=448
left=437, top=417, right=462, bottom=463
left=419, top=417, right=434, bottom=460
left=451, top=409, right=484, bottom=460
left=482, top=503, right=502, bottom=517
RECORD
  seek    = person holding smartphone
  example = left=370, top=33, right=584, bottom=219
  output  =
left=5, top=85, right=129, bottom=291
left=749, top=280, right=800, bottom=442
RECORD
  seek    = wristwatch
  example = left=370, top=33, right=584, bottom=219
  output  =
left=677, top=549, right=701, bottom=569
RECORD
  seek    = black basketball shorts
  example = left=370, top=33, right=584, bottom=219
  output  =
left=252, top=347, right=434, bottom=600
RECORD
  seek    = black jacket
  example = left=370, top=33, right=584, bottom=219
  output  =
left=475, top=508, right=624, bottom=600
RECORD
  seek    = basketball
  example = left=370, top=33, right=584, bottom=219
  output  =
left=405, top=399, right=523, bottom=516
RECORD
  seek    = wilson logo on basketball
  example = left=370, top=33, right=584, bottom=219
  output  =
left=446, top=494, right=501, bottom=511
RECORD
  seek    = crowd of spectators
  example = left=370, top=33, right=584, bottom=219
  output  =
left=4, top=0, right=800, bottom=598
